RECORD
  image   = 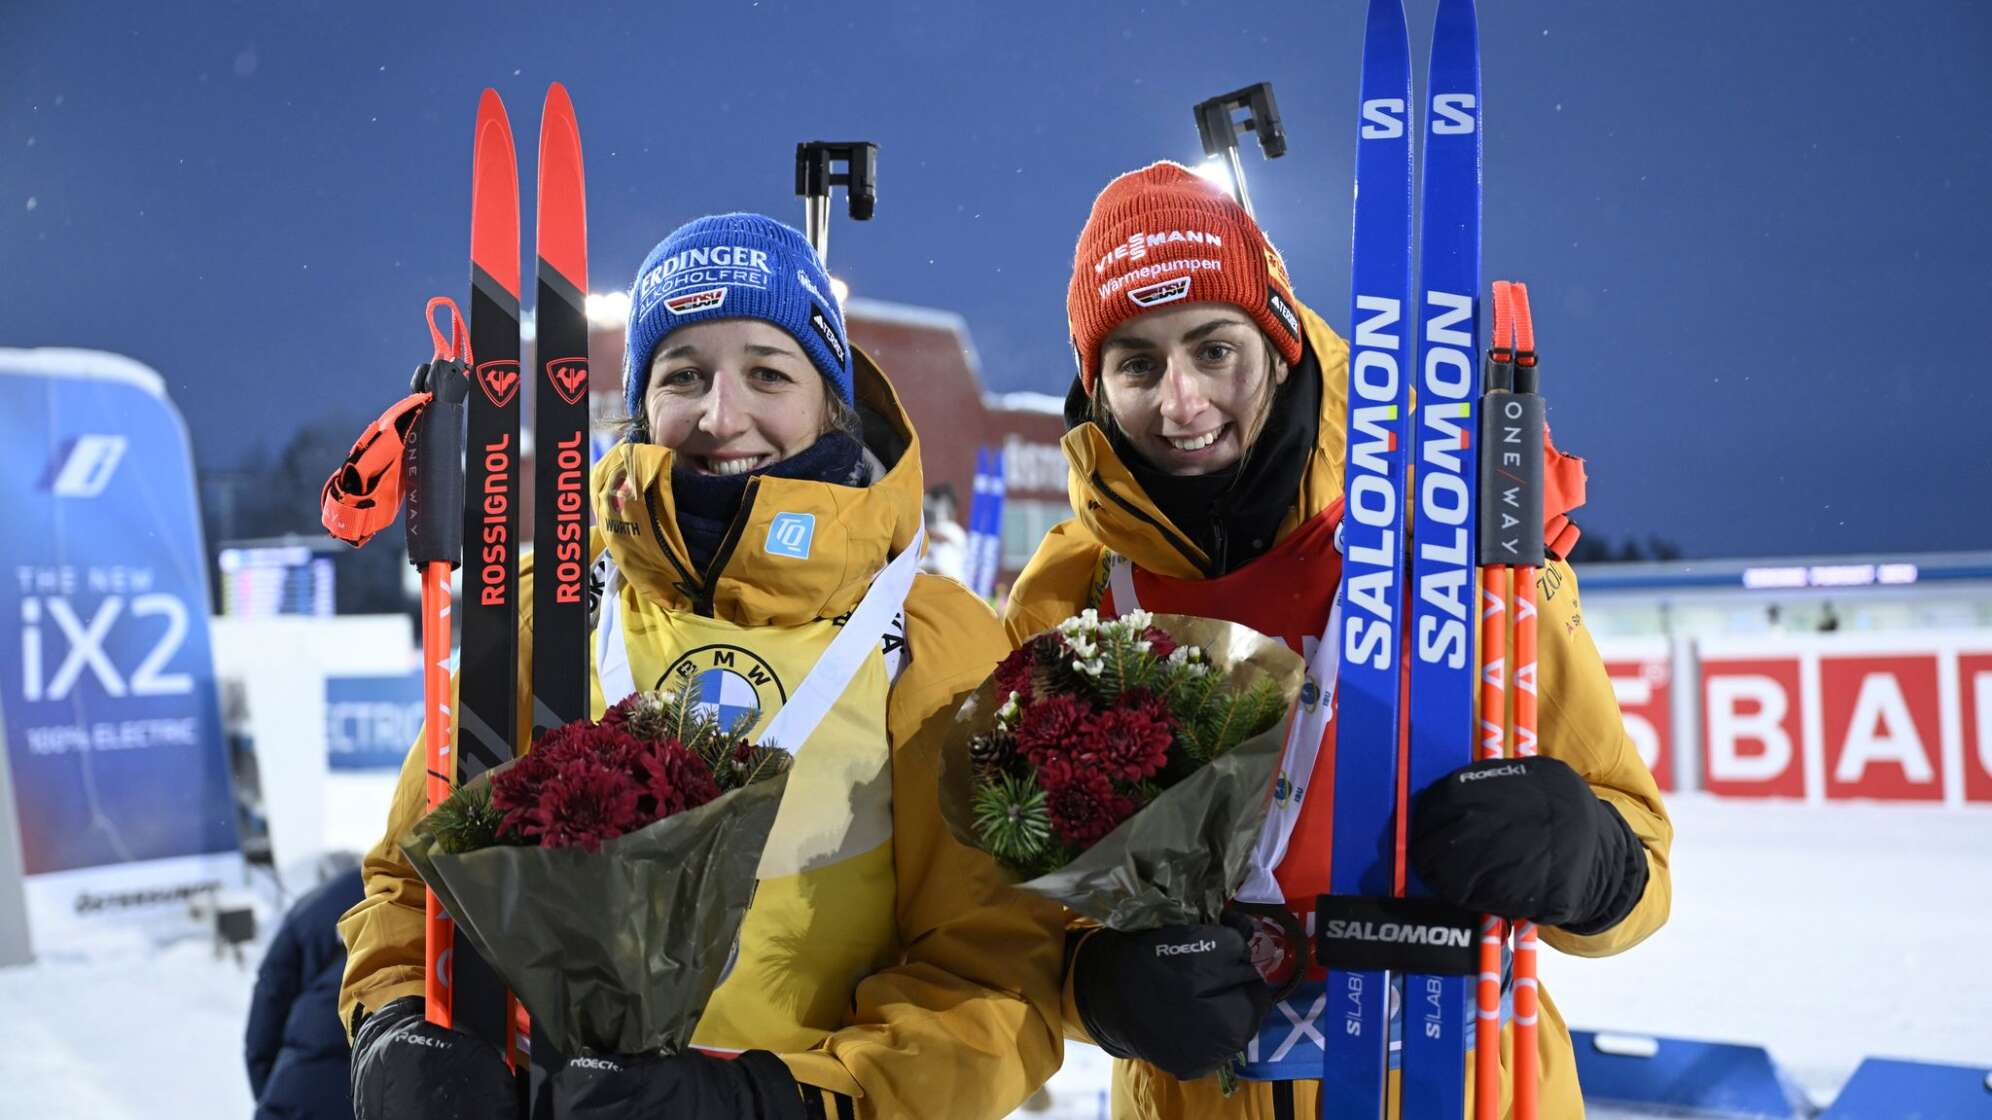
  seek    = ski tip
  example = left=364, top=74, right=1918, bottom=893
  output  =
left=477, top=88, right=511, bottom=128
left=535, top=83, right=587, bottom=289
left=544, top=81, right=573, bottom=117
left=472, top=91, right=522, bottom=300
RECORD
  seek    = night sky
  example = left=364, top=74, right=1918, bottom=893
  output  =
left=5, top=1, right=1988, bottom=558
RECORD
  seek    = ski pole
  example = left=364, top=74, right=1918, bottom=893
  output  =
left=794, top=140, right=877, bottom=265
left=407, top=298, right=471, bottom=1029
left=1507, top=282, right=1543, bottom=1120
left=1476, top=279, right=1546, bottom=1119
left=1192, top=81, right=1286, bottom=219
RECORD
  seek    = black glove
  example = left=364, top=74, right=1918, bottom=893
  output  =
left=350, top=996, right=520, bottom=1120
left=550, top=1048, right=805, bottom=1120
left=1070, top=914, right=1275, bottom=1081
left=1410, top=755, right=1648, bottom=934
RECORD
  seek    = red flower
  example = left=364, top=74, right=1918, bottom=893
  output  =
left=1086, top=693, right=1174, bottom=782
left=1141, top=627, right=1177, bottom=660
left=518, top=752, right=647, bottom=852
left=1043, top=770, right=1137, bottom=848
left=1014, top=694, right=1093, bottom=766
left=992, top=647, right=1034, bottom=704
left=638, top=740, right=722, bottom=817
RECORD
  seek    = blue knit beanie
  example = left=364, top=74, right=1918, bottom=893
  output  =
left=623, top=213, right=852, bottom=419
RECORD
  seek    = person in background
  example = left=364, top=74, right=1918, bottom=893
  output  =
left=245, top=865, right=365, bottom=1120
left=920, top=482, right=969, bottom=583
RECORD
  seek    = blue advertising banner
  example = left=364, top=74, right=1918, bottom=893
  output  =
left=0, top=349, right=242, bottom=949
left=326, top=672, right=423, bottom=771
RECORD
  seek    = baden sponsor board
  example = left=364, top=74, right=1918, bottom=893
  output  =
left=0, top=350, right=243, bottom=950
left=1696, top=632, right=1992, bottom=805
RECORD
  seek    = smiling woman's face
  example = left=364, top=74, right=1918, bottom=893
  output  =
left=1095, top=301, right=1287, bottom=476
left=644, top=318, right=827, bottom=476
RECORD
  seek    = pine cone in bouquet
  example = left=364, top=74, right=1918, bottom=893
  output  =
left=941, top=610, right=1305, bottom=930
left=403, top=676, right=793, bottom=1056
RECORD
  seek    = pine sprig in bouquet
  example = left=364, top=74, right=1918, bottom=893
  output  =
left=941, top=610, right=1304, bottom=932
left=402, top=679, right=794, bottom=1056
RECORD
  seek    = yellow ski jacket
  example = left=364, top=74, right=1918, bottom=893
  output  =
left=1004, top=300, right=1673, bottom=1119
left=339, top=352, right=1066, bottom=1119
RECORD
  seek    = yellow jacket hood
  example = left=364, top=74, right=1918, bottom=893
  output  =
left=1056, top=299, right=1351, bottom=581
left=594, top=346, right=926, bottom=627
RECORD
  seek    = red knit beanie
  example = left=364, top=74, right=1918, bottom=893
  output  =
left=1067, top=161, right=1303, bottom=395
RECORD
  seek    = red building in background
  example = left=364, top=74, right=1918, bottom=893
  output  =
left=521, top=295, right=1075, bottom=590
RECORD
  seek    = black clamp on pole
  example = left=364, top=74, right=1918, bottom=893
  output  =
left=795, top=141, right=878, bottom=264
left=405, top=358, right=467, bottom=571
left=1193, top=82, right=1285, bottom=219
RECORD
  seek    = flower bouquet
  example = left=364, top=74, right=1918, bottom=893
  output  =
left=401, top=680, right=791, bottom=1056
left=939, top=610, right=1304, bottom=931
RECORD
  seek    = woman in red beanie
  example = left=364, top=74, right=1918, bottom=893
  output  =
left=1003, top=162, right=1674, bottom=1119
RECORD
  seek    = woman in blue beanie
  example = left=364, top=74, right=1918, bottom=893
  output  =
left=342, top=214, right=1067, bottom=1120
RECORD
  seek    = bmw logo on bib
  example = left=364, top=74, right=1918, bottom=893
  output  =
left=662, top=645, right=787, bottom=733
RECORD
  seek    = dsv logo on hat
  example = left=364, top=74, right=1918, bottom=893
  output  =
left=664, top=287, right=727, bottom=315
left=1128, top=277, right=1192, bottom=308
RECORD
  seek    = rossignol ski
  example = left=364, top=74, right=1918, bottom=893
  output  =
left=531, top=82, right=590, bottom=741
left=1401, top=1, right=1483, bottom=1115
left=1321, top=0, right=1414, bottom=1113
left=525, top=80, right=591, bottom=1106
left=450, top=85, right=523, bottom=1071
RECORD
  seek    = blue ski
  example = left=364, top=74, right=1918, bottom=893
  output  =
left=1324, top=0, right=1414, bottom=1115
left=1401, top=0, right=1483, bottom=1115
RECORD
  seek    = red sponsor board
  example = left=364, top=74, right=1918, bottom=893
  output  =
left=1960, top=653, right=1992, bottom=805
left=1604, top=655, right=1673, bottom=791
left=1700, top=656, right=1805, bottom=799
left=1818, top=654, right=1943, bottom=802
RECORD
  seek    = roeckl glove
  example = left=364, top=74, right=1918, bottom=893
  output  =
left=549, top=1048, right=806, bottom=1120
left=1410, top=755, right=1649, bottom=934
left=1069, top=913, right=1275, bottom=1081
left=350, top=996, right=520, bottom=1120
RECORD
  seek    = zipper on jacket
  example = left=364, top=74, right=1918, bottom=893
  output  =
left=1089, top=470, right=1215, bottom=579
left=693, top=477, right=761, bottom=617
left=640, top=485, right=712, bottom=609
left=639, top=476, right=764, bottom=618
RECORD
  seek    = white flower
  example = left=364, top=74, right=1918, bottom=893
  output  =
left=992, top=685, right=1019, bottom=729
left=1058, top=609, right=1101, bottom=638
left=1065, top=636, right=1099, bottom=659
left=1135, top=640, right=1153, bottom=655
left=1122, top=608, right=1153, bottom=631
left=1073, top=657, right=1105, bottom=677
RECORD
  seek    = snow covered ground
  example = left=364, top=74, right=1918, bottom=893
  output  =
left=0, top=794, right=1985, bottom=1118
